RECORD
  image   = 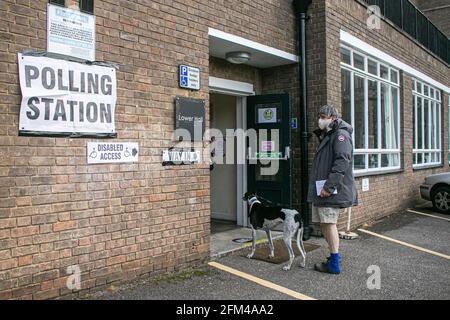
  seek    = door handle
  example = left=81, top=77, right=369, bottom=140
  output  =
left=285, top=146, right=291, bottom=160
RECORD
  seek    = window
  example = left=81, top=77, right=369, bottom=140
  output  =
left=49, top=0, right=65, bottom=6
left=79, top=0, right=94, bottom=14
left=412, top=79, right=441, bottom=168
left=340, top=45, right=401, bottom=174
left=48, top=0, right=94, bottom=14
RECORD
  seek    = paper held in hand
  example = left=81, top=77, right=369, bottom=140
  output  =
left=316, top=180, right=338, bottom=196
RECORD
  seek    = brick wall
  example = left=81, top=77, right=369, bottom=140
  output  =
left=209, top=56, right=263, bottom=94
left=307, top=0, right=450, bottom=230
left=303, top=0, right=328, bottom=221
left=0, top=0, right=298, bottom=299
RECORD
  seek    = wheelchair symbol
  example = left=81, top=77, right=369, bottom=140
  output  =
left=180, top=76, right=188, bottom=87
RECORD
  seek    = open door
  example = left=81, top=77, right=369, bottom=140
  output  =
left=247, top=94, right=292, bottom=207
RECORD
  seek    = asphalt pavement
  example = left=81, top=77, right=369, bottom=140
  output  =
left=89, top=207, right=450, bottom=300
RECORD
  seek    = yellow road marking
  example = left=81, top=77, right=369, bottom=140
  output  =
left=357, top=229, right=450, bottom=260
left=208, top=261, right=316, bottom=300
left=240, top=239, right=267, bottom=248
left=407, top=209, right=450, bottom=222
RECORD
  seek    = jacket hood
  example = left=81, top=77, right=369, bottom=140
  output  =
left=334, top=119, right=353, bottom=135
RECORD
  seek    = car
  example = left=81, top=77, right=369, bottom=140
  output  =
left=420, top=173, right=450, bottom=214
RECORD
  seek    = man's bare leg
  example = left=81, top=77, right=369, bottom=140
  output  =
left=315, top=223, right=341, bottom=274
left=321, top=223, right=339, bottom=254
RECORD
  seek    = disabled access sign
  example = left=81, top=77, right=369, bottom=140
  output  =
left=87, top=142, right=139, bottom=164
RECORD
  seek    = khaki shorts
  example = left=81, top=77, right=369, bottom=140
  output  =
left=312, top=205, right=341, bottom=224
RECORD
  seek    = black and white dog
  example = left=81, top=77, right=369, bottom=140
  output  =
left=243, top=192, right=306, bottom=271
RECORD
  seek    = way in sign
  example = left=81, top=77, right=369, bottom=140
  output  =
left=163, top=150, right=200, bottom=163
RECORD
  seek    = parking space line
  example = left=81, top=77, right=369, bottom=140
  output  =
left=407, top=209, right=450, bottom=222
left=208, top=261, right=316, bottom=300
left=358, top=229, right=450, bottom=260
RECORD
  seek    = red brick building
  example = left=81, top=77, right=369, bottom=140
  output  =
left=0, top=0, right=449, bottom=299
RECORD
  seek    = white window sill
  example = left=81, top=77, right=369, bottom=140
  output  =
left=354, top=168, right=403, bottom=178
left=412, top=164, right=443, bottom=171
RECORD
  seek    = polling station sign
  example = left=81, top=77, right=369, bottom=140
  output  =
left=18, top=53, right=117, bottom=137
left=87, top=142, right=139, bottom=164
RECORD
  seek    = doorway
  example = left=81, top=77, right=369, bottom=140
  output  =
left=210, top=93, right=238, bottom=224
left=209, top=92, right=293, bottom=230
left=208, top=88, right=292, bottom=257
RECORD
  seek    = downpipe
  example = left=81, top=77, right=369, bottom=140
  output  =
left=294, top=0, right=312, bottom=240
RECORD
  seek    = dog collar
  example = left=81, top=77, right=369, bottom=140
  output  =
left=248, top=196, right=261, bottom=212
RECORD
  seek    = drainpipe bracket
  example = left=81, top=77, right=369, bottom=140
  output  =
left=293, top=0, right=313, bottom=15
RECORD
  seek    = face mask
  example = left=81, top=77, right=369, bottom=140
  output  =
left=318, top=118, right=332, bottom=130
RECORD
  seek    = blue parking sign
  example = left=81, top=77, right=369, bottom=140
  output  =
left=180, top=65, right=188, bottom=76
left=179, top=64, right=200, bottom=90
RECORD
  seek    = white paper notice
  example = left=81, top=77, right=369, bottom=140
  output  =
left=316, top=180, right=338, bottom=196
left=47, top=4, right=96, bottom=61
left=362, top=178, right=370, bottom=192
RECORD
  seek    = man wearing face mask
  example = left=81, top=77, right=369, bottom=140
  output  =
left=308, top=105, right=357, bottom=274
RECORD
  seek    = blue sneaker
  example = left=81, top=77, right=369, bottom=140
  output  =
left=314, top=253, right=341, bottom=274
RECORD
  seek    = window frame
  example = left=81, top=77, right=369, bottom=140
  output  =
left=49, top=0, right=65, bottom=7
left=412, top=78, right=442, bottom=169
left=340, top=44, right=401, bottom=175
left=79, top=0, right=94, bottom=15
left=48, top=0, right=94, bottom=15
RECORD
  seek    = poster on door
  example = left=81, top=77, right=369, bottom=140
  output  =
left=258, top=108, right=277, bottom=124
left=261, top=141, right=275, bottom=152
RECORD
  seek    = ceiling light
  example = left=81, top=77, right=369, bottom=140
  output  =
left=225, top=51, right=251, bottom=64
